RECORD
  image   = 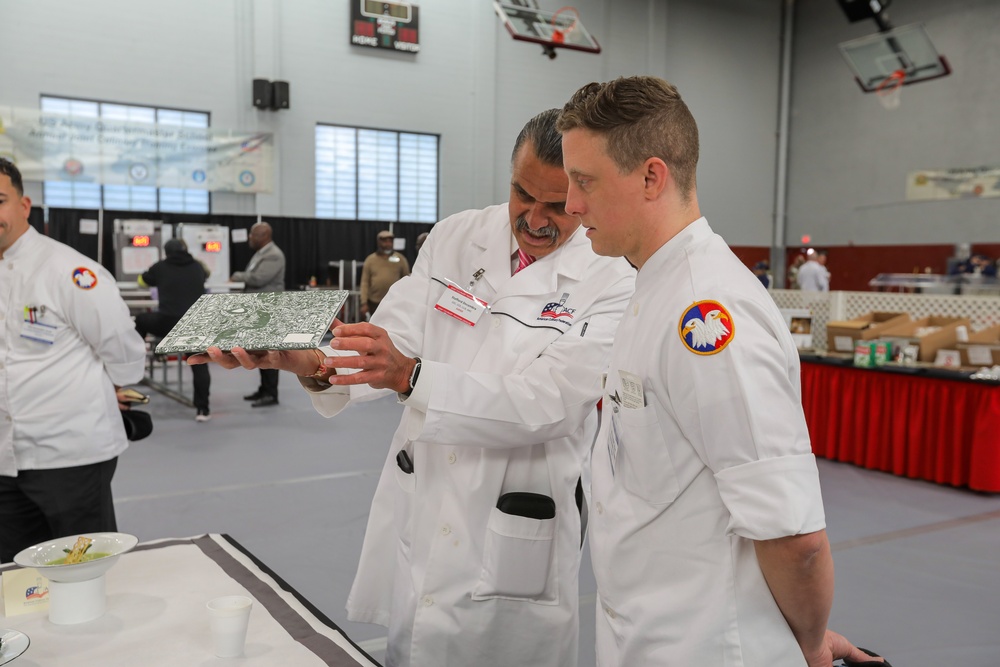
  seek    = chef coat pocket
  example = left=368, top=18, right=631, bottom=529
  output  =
left=472, top=506, right=557, bottom=603
left=617, top=403, right=679, bottom=505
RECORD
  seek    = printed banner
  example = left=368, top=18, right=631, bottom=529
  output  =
left=0, top=107, right=273, bottom=193
left=906, top=166, right=1000, bottom=201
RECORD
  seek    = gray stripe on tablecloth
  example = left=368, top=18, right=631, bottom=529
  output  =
left=192, top=534, right=369, bottom=667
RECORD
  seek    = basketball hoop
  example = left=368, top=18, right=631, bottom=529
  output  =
left=875, top=69, right=906, bottom=110
left=550, top=6, right=580, bottom=45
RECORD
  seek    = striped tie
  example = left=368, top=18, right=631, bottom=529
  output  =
left=514, top=249, right=536, bottom=275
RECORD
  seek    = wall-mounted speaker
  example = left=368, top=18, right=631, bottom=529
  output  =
left=252, top=79, right=273, bottom=109
left=272, top=81, right=290, bottom=110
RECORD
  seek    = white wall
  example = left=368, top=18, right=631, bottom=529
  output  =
left=787, top=0, right=1000, bottom=245
left=1, top=0, right=783, bottom=245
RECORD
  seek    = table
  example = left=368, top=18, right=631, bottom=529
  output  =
left=0, top=534, right=381, bottom=666
left=800, top=356, right=1000, bottom=492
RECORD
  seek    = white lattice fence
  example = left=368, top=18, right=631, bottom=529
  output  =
left=768, top=290, right=1000, bottom=351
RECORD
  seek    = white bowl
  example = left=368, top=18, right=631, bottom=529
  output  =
left=13, top=533, right=138, bottom=583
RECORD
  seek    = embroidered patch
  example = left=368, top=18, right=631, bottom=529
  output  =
left=72, top=267, right=98, bottom=290
left=537, top=293, right=575, bottom=324
left=678, top=300, right=734, bottom=355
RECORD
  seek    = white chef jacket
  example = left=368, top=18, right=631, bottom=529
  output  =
left=590, top=218, right=826, bottom=667
left=0, top=227, right=146, bottom=476
left=303, top=204, right=635, bottom=667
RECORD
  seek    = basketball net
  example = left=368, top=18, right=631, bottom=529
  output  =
left=875, top=69, right=906, bottom=110
left=550, top=6, right=580, bottom=45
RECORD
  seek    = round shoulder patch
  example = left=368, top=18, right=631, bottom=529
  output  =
left=72, top=267, right=98, bottom=290
left=678, top=300, right=735, bottom=355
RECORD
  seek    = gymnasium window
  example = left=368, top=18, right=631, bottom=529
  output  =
left=40, top=96, right=211, bottom=214
left=316, top=124, right=439, bottom=223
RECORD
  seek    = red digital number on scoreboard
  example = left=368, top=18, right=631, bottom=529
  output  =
left=203, top=241, right=222, bottom=253
left=131, top=235, right=150, bottom=247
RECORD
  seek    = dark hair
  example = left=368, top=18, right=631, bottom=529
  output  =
left=558, top=76, right=699, bottom=201
left=511, top=109, right=563, bottom=168
left=0, top=158, right=25, bottom=196
left=164, top=238, right=188, bottom=256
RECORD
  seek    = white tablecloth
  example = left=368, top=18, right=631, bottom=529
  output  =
left=0, top=534, right=380, bottom=666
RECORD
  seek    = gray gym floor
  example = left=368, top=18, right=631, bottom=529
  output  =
left=115, top=364, right=1000, bottom=667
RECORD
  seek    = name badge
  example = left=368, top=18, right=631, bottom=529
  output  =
left=21, top=320, right=57, bottom=344
left=434, top=280, right=489, bottom=327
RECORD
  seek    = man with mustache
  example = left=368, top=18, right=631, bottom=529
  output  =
left=194, top=109, right=635, bottom=667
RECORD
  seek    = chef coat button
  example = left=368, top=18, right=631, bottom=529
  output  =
left=595, top=502, right=604, bottom=515
left=632, top=302, right=639, bottom=316
left=493, top=319, right=501, bottom=329
left=4, top=415, right=10, bottom=422
left=447, top=452, right=457, bottom=464
left=440, top=524, right=451, bottom=536
left=423, top=596, right=434, bottom=607
left=605, top=606, right=617, bottom=619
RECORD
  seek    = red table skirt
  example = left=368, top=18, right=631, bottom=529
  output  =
left=801, top=361, right=1000, bottom=492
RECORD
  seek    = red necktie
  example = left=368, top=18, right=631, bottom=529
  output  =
left=514, top=249, right=536, bottom=275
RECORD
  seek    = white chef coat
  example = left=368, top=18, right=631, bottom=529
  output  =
left=796, top=259, right=829, bottom=291
left=303, top=204, right=634, bottom=667
left=0, top=227, right=146, bottom=476
left=590, top=218, right=826, bottom=667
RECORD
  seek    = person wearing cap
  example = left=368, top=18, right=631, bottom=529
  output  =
left=0, top=158, right=146, bottom=562
left=360, top=230, right=410, bottom=318
left=136, top=238, right=212, bottom=421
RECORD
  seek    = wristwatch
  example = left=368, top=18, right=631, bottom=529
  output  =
left=403, top=357, right=422, bottom=397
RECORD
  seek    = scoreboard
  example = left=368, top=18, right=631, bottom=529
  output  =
left=351, top=1, right=420, bottom=53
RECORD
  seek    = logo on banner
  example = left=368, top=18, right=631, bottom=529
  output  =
left=239, top=170, right=256, bottom=187
left=192, top=169, right=206, bottom=183
left=679, top=300, right=734, bottom=355
left=25, top=584, right=48, bottom=601
left=63, top=158, right=84, bottom=176
left=538, top=293, right=575, bottom=325
left=72, top=267, right=98, bottom=290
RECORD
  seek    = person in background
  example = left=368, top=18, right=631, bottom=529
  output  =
left=797, top=248, right=830, bottom=291
left=136, top=238, right=212, bottom=421
left=360, top=230, right=410, bottom=319
left=788, top=254, right=806, bottom=289
left=191, top=109, right=635, bottom=667
left=753, top=259, right=771, bottom=288
left=557, top=76, right=883, bottom=667
left=414, top=231, right=429, bottom=256
left=0, top=157, right=146, bottom=562
left=231, top=222, right=285, bottom=407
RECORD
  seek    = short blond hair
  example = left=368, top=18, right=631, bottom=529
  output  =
left=558, top=76, right=699, bottom=200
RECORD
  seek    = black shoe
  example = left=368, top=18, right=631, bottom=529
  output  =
left=251, top=395, right=279, bottom=408
left=243, top=391, right=264, bottom=401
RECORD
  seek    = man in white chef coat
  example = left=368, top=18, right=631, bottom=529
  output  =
left=557, top=77, right=885, bottom=667
left=192, top=110, right=635, bottom=667
left=0, top=158, right=146, bottom=563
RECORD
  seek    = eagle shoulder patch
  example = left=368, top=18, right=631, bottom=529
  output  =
left=678, top=300, right=734, bottom=355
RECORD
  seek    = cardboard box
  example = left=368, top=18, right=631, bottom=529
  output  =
left=956, top=324, right=1000, bottom=367
left=826, top=312, right=910, bottom=353
left=877, top=316, right=972, bottom=363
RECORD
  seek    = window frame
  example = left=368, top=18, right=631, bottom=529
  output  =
left=315, top=122, right=440, bottom=224
left=39, top=94, right=213, bottom=214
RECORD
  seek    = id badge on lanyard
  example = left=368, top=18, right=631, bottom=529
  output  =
left=433, top=271, right=490, bottom=327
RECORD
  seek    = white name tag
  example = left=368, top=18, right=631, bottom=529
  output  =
left=21, top=321, right=57, bottom=344
left=617, top=370, right=645, bottom=409
left=434, top=282, right=489, bottom=327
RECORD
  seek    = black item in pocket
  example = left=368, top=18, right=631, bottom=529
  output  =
left=496, top=492, right=555, bottom=520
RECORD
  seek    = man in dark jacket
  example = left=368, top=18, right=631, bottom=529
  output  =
left=137, top=239, right=212, bottom=421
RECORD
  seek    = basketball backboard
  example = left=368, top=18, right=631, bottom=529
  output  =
left=839, top=23, right=950, bottom=92
left=493, top=2, right=601, bottom=57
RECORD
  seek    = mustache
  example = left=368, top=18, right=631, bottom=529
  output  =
left=515, top=216, right=558, bottom=243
